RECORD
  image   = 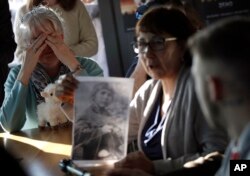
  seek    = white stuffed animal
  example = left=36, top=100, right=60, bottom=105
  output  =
left=37, top=83, right=68, bottom=128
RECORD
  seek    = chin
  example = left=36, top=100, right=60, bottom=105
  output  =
left=148, top=71, right=163, bottom=80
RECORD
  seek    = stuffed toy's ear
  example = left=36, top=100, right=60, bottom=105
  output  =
left=41, top=91, right=49, bottom=98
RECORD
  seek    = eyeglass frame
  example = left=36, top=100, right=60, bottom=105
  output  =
left=133, top=37, right=177, bottom=54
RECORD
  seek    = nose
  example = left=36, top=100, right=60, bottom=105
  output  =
left=143, top=45, right=155, bottom=58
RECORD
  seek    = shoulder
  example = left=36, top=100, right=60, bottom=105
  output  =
left=175, top=66, right=194, bottom=97
left=172, top=66, right=200, bottom=115
left=178, top=66, right=192, bottom=86
left=139, top=79, right=159, bottom=94
left=9, top=65, right=21, bottom=77
left=16, top=4, right=28, bottom=16
left=77, top=56, right=98, bottom=68
left=76, top=57, right=103, bottom=76
left=14, top=4, right=28, bottom=27
left=75, top=0, right=84, bottom=7
left=73, top=0, right=88, bottom=13
left=133, top=79, right=160, bottom=103
left=5, top=65, right=21, bottom=85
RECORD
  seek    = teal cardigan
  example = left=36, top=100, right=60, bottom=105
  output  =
left=0, top=57, right=103, bottom=132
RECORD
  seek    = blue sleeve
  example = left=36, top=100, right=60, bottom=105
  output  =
left=77, top=57, right=104, bottom=76
left=0, top=66, right=28, bottom=132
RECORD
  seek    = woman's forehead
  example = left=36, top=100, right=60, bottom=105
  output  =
left=31, top=20, right=55, bottom=36
left=138, top=32, right=155, bottom=39
left=137, top=32, right=171, bottom=40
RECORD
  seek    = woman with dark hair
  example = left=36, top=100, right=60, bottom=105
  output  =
left=112, top=6, right=227, bottom=175
left=12, top=0, right=97, bottom=64
left=127, top=0, right=205, bottom=96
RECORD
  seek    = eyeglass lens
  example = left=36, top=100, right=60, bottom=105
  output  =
left=133, top=37, right=176, bottom=53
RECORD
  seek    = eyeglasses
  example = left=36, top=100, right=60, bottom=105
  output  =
left=133, top=37, right=177, bottom=54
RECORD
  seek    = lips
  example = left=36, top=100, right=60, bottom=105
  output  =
left=148, top=64, right=154, bottom=69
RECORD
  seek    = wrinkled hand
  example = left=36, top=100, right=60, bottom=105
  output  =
left=184, top=151, right=223, bottom=168
left=19, top=33, right=47, bottom=84
left=55, top=74, right=79, bottom=104
left=25, top=33, right=47, bottom=67
left=114, top=151, right=155, bottom=174
left=106, top=168, right=153, bottom=176
left=45, top=33, right=78, bottom=70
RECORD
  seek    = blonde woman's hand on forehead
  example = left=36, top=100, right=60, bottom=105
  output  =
left=17, top=33, right=47, bottom=85
left=25, top=34, right=47, bottom=69
left=45, top=33, right=79, bottom=71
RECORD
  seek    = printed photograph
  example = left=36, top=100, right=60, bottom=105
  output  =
left=72, top=77, right=134, bottom=166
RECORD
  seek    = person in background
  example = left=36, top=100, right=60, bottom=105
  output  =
left=82, top=0, right=110, bottom=76
left=126, top=0, right=204, bottom=96
left=0, top=0, right=17, bottom=107
left=55, top=7, right=228, bottom=175
left=0, top=6, right=103, bottom=133
left=12, top=0, right=98, bottom=65
left=188, top=16, right=250, bottom=176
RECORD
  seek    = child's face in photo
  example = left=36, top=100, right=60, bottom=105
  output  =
left=94, top=89, right=113, bottom=108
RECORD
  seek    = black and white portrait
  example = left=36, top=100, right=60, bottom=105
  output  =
left=72, top=77, right=134, bottom=166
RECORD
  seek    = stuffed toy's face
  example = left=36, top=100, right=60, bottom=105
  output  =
left=40, top=83, right=61, bottom=104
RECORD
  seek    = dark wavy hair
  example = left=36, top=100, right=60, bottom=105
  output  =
left=91, top=83, right=114, bottom=101
left=136, top=7, right=195, bottom=40
left=136, top=7, right=196, bottom=66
